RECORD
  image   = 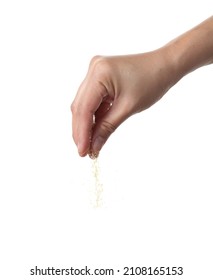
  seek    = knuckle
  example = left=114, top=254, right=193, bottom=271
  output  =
left=101, top=120, right=117, bottom=135
left=90, top=56, right=112, bottom=77
left=70, top=102, right=77, bottom=114
left=90, top=55, right=102, bottom=66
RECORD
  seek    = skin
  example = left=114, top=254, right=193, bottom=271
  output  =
left=71, top=16, right=213, bottom=157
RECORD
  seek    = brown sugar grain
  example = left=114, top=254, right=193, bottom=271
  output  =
left=91, top=156, right=103, bottom=208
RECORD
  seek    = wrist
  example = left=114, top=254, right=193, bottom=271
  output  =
left=153, top=46, right=181, bottom=94
left=162, top=16, right=213, bottom=86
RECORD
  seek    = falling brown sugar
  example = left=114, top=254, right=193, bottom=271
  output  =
left=89, top=151, right=103, bottom=208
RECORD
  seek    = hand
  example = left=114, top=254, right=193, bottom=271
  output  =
left=71, top=16, right=213, bottom=157
left=71, top=49, right=174, bottom=157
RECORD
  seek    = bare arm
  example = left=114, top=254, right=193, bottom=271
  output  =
left=71, top=16, right=213, bottom=157
left=165, top=16, right=213, bottom=81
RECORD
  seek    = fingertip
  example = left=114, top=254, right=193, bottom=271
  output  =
left=92, top=136, right=105, bottom=154
left=77, top=142, right=87, bottom=157
left=79, top=151, right=87, bottom=157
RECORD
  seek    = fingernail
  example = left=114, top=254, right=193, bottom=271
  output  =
left=93, top=136, right=105, bottom=152
left=77, top=142, right=85, bottom=156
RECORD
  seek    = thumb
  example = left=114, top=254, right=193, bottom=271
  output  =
left=91, top=101, right=129, bottom=155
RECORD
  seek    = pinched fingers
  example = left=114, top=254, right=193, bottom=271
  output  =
left=71, top=78, right=108, bottom=156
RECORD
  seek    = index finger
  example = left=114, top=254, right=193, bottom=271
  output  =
left=71, top=78, right=108, bottom=157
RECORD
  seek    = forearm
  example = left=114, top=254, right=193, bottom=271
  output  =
left=164, top=16, right=213, bottom=84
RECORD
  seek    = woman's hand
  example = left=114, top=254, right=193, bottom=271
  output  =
left=71, top=49, right=174, bottom=157
left=71, top=16, right=213, bottom=157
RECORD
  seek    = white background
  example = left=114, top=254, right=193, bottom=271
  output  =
left=0, top=1, right=213, bottom=279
